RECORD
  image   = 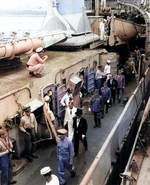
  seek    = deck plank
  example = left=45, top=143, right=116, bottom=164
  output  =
left=137, top=146, right=150, bottom=185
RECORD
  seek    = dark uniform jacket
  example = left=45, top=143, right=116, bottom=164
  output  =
left=107, top=78, right=118, bottom=92
left=73, top=117, right=87, bottom=137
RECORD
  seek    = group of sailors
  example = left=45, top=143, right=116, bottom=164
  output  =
left=95, top=60, right=125, bottom=102
left=0, top=58, right=127, bottom=185
left=40, top=88, right=88, bottom=185
left=59, top=88, right=88, bottom=157
left=0, top=86, right=89, bottom=185
left=37, top=59, right=126, bottom=184
left=90, top=60, right=125, bottom=128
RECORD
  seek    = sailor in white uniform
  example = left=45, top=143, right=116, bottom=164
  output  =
left=64, top=101, right=77, bottom=141
left=104, top=60, right=111, bottom=80
left=60, top=88, right=73, bottom=108
left=101, top=0, right=106, bottom=7
left=99, top=18, right=105, bottom=40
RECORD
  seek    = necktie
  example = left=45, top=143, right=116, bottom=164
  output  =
left=70, top=110, right=72, bottom=115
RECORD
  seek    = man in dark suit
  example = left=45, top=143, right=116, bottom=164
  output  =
left=107, top=73, right=118, bottom=105
left=73, top=108, right=88, bottom=156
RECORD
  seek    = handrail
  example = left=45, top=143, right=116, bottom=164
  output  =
left=121, top=97, right=150, bottom=185
left=79, top=94, right=136, bottom=185
left=79, top=67, right=150, bottom=185
left=0, top=87, right=31, bottom=100
left=43, top=105, right=58, bottom=142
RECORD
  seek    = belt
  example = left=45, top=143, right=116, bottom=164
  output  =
left=25, top=128, right=33, bottom=133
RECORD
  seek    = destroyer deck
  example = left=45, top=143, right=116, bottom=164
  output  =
left=0, top=48, right=106, bottom=97
left=137, top=146, right=150, bottom=185
left=13, top=79, right=136, bottom=185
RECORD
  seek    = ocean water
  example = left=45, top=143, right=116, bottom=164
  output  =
left=0, top=16, right=45, bottom=32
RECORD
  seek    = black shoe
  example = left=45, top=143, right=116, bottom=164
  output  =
left=71, top=167, right=77, bottom=177
left=105, top=110, right=108, bottom=113
left=97, top=125, right=101, bottom=128
left=32, top=154, right=38, bottom=158
left=93, top=125, right=97, bottom=128
left=29, top=72, right=35, bottom=76
left=28, top=157, right=33, bottom=162
left=35, top=73, right=42, bottom=78
left=74, top=153, right=78, bottom=157
left=8, top=180, right=17, bottom=184
left=85, top=148, right=88, bottom=152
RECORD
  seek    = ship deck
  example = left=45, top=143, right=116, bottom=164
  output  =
left=0, top=48, right=107, bottom=97
left=136, top=146, right=150, bottom=185
left=0, top=48, right=138, bottom=185
left=12, top=78, right=136, bottom=185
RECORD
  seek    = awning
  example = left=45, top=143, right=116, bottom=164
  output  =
left=25, top=99, right=44, bottom=112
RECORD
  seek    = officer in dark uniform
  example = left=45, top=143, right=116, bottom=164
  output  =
left=107, top=73, right=118, bottom=105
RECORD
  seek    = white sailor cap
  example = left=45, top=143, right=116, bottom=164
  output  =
left=36, top=47, right=44, bottom=53
left=107, top=60, right=111, bottom=64
left=40, top=166, right=51, bottom=175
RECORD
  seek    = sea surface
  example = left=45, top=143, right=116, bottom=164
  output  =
left=0, top=16, right=45, bottom=32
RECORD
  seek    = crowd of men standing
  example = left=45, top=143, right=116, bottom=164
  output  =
left=0, top=59, right=126, bottom=185
left=91, top=60, right=125, bottom=128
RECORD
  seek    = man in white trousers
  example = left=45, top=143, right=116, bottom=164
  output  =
left=99, top=18, right=105, bottom=40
